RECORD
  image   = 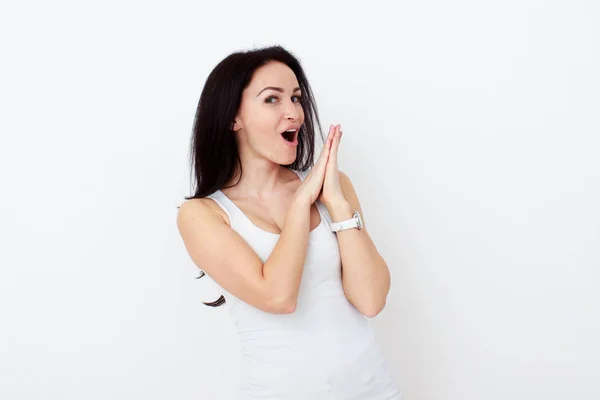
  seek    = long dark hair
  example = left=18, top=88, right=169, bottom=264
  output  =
left=183, top=45, right=324, bottom=307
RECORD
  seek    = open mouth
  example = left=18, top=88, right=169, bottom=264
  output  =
left=281, top=129, right=298, bottom=144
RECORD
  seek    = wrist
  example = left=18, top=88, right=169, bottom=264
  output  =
left=290, top=195, right=312, bottom=211
left=327, top=200, right=354, bottom=222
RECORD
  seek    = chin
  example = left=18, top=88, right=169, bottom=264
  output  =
left=280, top=156, right=297, bottom=166
left=274, top=152, right=297, bottom=166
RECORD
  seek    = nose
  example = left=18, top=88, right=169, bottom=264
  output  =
left=283, top=98, right=300, bottom=120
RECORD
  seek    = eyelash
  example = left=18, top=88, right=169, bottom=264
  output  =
left=265, top=95, right=302, bottom=104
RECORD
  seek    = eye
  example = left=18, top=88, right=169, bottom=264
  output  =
left=264, top=95, right=303, bottom=104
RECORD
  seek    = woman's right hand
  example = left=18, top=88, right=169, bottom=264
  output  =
left=293, top=125, right=336, bottom=206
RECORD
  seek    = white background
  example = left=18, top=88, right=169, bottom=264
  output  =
left=1, top=0, right=599, bottom=399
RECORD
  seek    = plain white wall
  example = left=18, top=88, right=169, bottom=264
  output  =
left=2, top=0, right=599, bottom=399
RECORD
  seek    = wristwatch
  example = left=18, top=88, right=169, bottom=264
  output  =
left=331, top=210, right=363, bottom=232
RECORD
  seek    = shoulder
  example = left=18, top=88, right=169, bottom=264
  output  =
left=177, top=197, right=230, bottom=228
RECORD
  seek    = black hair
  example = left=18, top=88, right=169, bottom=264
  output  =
left=182, top=45, right=324, bottom=307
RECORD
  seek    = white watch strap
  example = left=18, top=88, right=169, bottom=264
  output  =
left=331, top=211, right=361, bottom=232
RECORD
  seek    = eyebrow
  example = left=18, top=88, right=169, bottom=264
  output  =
left=256, top=86, right=301, bottom=97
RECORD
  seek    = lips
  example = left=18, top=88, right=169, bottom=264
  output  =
left=281, top=130, right=296, bottom=142
left=279, top=124, right=300, bottom=146
left=280, top=129, right=298, bottom=146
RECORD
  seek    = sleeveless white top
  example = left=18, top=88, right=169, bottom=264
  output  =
left=206, top=168, right=402, bottom=399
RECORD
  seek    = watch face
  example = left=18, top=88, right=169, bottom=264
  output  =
left=354, top=211, right=363, bottom=229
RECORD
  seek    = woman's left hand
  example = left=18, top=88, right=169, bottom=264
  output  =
left=318, top=124, right=346, bottom=208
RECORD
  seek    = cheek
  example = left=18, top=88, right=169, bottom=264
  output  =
left=247, top=110, right=278, bottom=132
left=242, top=105, right=267, bottom=127
left=243, top=111, right=277, bottom=142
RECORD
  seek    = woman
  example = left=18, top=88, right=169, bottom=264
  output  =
left=177, top=45, right=401, bottom=399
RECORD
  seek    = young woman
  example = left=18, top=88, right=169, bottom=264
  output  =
left=177, top=45, right=401, bottom=399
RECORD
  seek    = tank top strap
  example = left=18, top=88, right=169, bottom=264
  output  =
left=294, top=168, right=309, bottom=181
left=206, top=190, right=238, bottom=227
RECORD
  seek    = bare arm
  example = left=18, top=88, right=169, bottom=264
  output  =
left=177, top=196, right=312, bottom=314
left=331, top=171, right=391, bottom=318
left=261, top=197, right=312, bottom=312
left=178, top=127, right=335, bottom=314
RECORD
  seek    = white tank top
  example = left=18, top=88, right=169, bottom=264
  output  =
left=206, top=168, right=402, bottom=399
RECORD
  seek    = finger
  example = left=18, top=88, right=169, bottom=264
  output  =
left=318, top=125, right=334, bottom=164
left=327, top=125, right=341, bottom=167
left=318, top=125, right=332, bottom=158
left=325, top=125, right=335, bottom=149
left=316, top=144, right=333, bottom=178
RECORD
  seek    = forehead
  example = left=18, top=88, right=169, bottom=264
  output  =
left=247, top=61, right=299, bottom=91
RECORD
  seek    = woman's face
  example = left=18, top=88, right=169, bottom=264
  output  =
left=232, top=61, right=305, bottom=165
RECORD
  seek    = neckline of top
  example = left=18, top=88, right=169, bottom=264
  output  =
left=216, top=169, right=324, bottom=237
